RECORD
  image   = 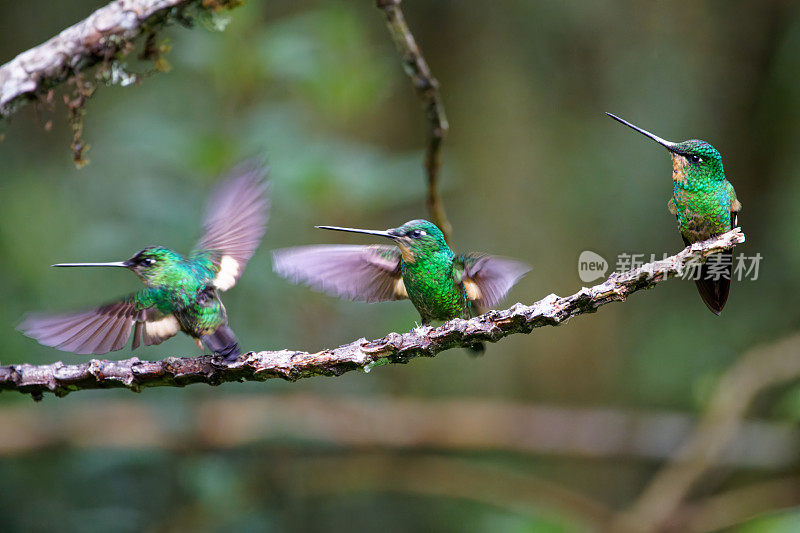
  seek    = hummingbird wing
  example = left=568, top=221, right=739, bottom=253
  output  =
left=454, top=254, right=531, bottom=312
left=18, top=291, right=180, bottom=355
left=729, top=182, right=741, bottom=228
left=193, top=161, right=270, bottom=292
left=272, top=245, right=407, bottom=302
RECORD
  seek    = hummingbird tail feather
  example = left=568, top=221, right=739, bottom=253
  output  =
left=467, top=342, right=485, bottom=355
left=202, top=325, right=241, bottom=363
left=694, top=250, right=732, bottom=315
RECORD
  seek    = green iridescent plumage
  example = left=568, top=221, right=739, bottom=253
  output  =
left=607, top=113, right=741, bottom=314
left=19, top=162, right=270, bottom=361
left=272, top=219, right=531, bottom=350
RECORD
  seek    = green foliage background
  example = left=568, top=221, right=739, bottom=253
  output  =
left=1, top=1, right=799, bottom=530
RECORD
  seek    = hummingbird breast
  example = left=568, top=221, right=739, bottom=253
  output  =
left=672, top=181, right=732, bottom=242
left=174, top=286, right=229, bottom=339
left=401, top=257, right=467, bottom=321
left=147, top=261, right=225, bottom=336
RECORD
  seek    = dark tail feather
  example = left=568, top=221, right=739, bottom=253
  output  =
left=202, top=325, right=241, bottom=363
left=467, top=342, right=485, bottom=355
left=695, top=250, right=732, bottom=315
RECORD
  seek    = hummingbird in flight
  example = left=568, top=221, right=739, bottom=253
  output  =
left=19, top=161, right=270, bottom=361
left=272, top=219, right=531, bottom=352
left=607, top=113, right=741, bottom=314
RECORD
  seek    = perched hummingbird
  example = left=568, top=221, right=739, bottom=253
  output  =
left=18, top=161, right=270, bottom=361
left=607, top=113, right=741, bottom=314
left=272, top=219, right=531, bottom=351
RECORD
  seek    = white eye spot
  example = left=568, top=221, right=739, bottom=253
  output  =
left=419, top=230, right=427, bottom=236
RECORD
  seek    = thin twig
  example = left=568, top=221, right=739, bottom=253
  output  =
left=375, top=0, right=452, bottom=240
left=0, top=0, right=241, bottom=120
left=0, top=229, right=744, bottom=399
left=615, top=328, right=800, bottom=532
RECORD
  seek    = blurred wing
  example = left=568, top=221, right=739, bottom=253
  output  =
left=729, top=184, right=741, bottom=229
left=273, top=245, right=406, bottom=303
left=18, top=292, right=179, bottom=355
left=193, top=160, right=270, bottom=291
left=456, top=253, right=531, bottom=310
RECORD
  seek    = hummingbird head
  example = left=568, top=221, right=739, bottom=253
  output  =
left=316, top=219, right=449, bottom=263
left=53, top=245, right=183, bottom=286
left=386, top=219, right=449, bottom=262
left=124, top=246, right=183, bottom=283
left=664, top=139, right=724, bottom=186
left=606, top=113, right=726, bottom=188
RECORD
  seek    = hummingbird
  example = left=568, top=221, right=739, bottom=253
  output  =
left=272, top=219, right=531, bottom=352
left=18, top=161, right=270, bottom=361
left=607, top=113, right=741, bottom=314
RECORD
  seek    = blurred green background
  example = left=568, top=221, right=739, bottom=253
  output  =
left=1, top=1, right=799, bottom=531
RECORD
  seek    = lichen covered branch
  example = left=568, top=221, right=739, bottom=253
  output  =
left=0, top=0, right=240, bottom=120
left=0, top=229, right=744, bottom=399
left=375, top=0, right=451, bottom=240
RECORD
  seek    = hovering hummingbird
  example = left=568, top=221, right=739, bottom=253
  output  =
left=18, top=161, right=270, bottom=361
left=607, top=113, right=741, bottom=314
left=272, top=219, right=531, bottom=351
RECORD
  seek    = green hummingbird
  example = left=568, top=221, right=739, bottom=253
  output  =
left=272, top=219, right=531, bottom=351
left=18, top=161, right=270, bottom=361
left=607, top=113, right=742, bottom=314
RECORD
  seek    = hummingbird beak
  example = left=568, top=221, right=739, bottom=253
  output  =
left=315, top=225, right=398, bottom=240
left=606, top=113, right=678, bottom=151
left=52, top=261, right=131, bottom=268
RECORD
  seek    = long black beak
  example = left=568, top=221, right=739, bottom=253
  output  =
left=606, top=113, right=677, bottom=151
left=316, top=225, right=398, bottom=240
left=52, top=261, right=130, bottom=268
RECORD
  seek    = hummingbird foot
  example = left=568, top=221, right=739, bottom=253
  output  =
left=221, top=350, right=240, bottom=364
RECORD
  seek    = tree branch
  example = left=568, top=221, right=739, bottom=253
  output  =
left=1, top=390, right=795, bottom=470
left=0, top=0, right=240, bottom=120
left=0, top=229, right=743, bottom=399
left=375, top=0, right=451, bottom=240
